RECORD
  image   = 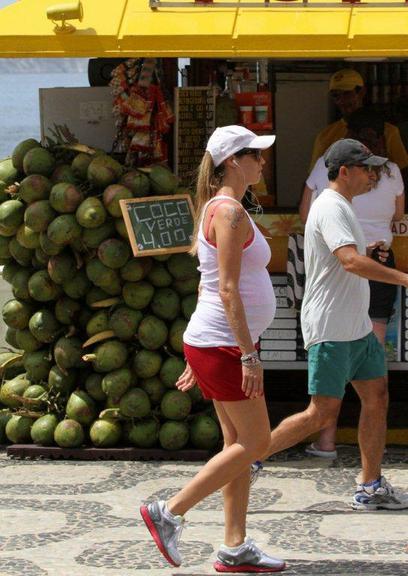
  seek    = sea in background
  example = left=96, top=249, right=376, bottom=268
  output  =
left=0, top=58, right=89, bottom=159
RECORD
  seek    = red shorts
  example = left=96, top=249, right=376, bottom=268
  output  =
left=184, top=343, right=260, bottom=402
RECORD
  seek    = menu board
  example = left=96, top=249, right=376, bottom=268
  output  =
left=174, top=87, right=216, bottom=187
left=120, top=195, right=195, bottom=257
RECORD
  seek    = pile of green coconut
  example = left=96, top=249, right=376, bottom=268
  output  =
left=0, top=139, right=220, bottom=452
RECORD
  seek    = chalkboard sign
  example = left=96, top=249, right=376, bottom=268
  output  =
left=174, top=86, right=216, bottom=187
left=120, top=194, right=195, bottom=257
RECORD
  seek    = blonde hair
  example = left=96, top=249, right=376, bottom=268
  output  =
left=189, top=152, right=224, bottom=255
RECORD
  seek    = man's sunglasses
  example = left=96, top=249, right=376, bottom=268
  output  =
left=235, top=148, right=263, bottom=161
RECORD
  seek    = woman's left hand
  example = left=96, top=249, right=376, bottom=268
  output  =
left=241, top=363, right=264, bottom=400
left=175, top=362, right=197, bottom=392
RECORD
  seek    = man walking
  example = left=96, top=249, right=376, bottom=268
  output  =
left=261, top=139, right=408, bottom=510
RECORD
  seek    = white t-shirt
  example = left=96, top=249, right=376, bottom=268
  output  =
left=301, top=189, right=372, bottom=349
left=306, top=156, right=403, bottom=246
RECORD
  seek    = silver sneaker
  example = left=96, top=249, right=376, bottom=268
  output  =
left=140, top=500, right=185, bottom=566
left=352, top=475, right=408, bottom=510
left=250, top=461, right=263, bottom=486
left=214, top=536, right=286, bottom=573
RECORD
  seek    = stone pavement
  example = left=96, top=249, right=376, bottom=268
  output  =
left=0, top=446, right=407, bottom=576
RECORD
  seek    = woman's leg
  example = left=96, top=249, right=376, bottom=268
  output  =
left=167, top=396, right=271, bottom=517
left=213, top=399, right=251, bottom=547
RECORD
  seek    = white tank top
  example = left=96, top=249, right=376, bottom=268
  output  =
left=183, top=195, right=276, bottom=347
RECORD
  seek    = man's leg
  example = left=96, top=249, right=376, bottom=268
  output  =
left=262, top=395, right=342, bottom=459
left=351, top=376, right=388, bottom=484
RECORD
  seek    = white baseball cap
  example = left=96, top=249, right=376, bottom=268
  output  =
left=206, top=125, right=276, bottom=167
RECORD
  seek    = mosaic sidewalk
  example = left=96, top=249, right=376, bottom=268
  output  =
left=0, top=446, right=407, bottom=576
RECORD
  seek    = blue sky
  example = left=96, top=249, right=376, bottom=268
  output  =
left=0, top=1, right=19, bottom=8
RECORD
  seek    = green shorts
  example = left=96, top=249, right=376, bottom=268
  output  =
left=307, top=332, right=386, bottom=399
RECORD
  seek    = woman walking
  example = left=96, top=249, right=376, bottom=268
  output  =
left=140, top=125, right=285, bottom=573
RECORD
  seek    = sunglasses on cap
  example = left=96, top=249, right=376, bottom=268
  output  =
left=235, top=148, right=263, bottom=161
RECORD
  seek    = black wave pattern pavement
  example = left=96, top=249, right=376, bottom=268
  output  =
left=287, top=233, right=305, bottom=312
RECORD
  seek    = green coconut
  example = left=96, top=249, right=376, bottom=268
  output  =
left=23, top=147, right=56, bottom=177
left=159, top=421, right=189, bottom=450
left=83, top=340, right=128, bottom=373
left=9, top=238, right=33, bottom=266
left=90, top=418, right=122, bottom=447
left=0, top=157, right=19, bottom=185
left=48, top=365, right=77, bottom=395
left=190, top=415, right=220, bottom=449
left=12, top=138, right=40, bottom=171
left=19, top=174, right=52, bottom=203
left=120, top=257, right=152, bottom=282
left=82, top=220, right=116, bottom=249
left=149, top=165, right=178, bottom=195
left=47, top=252, right=77, bottom=285
left=66, top=390, right=97, bottom=426
left=85, top=286, right=110, bottom=307
left=11, top=268, right=32, bottom=301
left=128, top=418, right=159, bottom=448
left=50, top=182, right=84, bottom=213
left=160, top=390, right=192, bottom=421
left=34, top=246, right=50, bottom=267
left=138, top=315, right=168, bottom=350
left=23, top=384, right=47, bottom=408
left=54, top=336, right=83, bottom=371
left=62, top=269, right=91, bottom=299
left=140, top=377, right=166, bottom=405
left=181, top=293, right=198, bottom=320
left=6, top=415, right=33, bottom=443
left=113, top=218, right=128, bottom=239
left=102, top=184, right=133, bottom=217
left=151, top=288, right=180, bottom=321
left=119, top=387, right=151, bottom=418
left=23, top=349, right=52, bottom=382
left=2, top=261, right=21, bottom=284
left=51, top=165, right=77, bottom=185
left=86, top=309, right=110, bottom=337
left=0, top=236, right=11, bottom=260
left=15, top=329, right=42, bottom=352
left=76, top=196, right=106, bottom=229
left=30, top=413, right=59, bottom=446
left=168, top=318, right=188, bottom=354
left=173, top=276, right=200, bottom=296
left=167, top=253, right=198, bottom=280
left=0, top=199, right=25, bottom=236
left=54, top=419, right=84, bottom=448
left=71, top=152, right=92, bottom=180
left=160, top=357, right=186, bottom=389
left=47, top=214, right=82, bottom=246
left=39, top=231, right=63, bottom=256
left=2, top=299, right=33, bottom=329
left=16, top=224, right=40, bottom=250
left=85, top=259, right=122, bottom=295
left=101, top=367, right=132, bottom=400
left=108, top=306, right=142, bottom=340
left=84, top=373, right=106, bottom=402
left=122, top=281, right=154, bottom=310
left=147, top=262, right=173, bottom=288
left=24, top=200, right=56, bottom=233
left=133, top=349, right=162, bottom=379
left=0, top=374, right=31, bottom=408
left=87, top=154, right=123, bottom=188
left=120, top=170, right=151, bottom=197
left=97, top=238, right=130, bottom=269
left=28, top=309, right=61, bottom=343
left=28, top=270, right=61, bottom=302
left=5, top=328, right=19, bottom=348
left=188, top=385, right=205, bottom=406
left=0, top=411, right=12, bottom=443
left=54, top=296, right=81, bottom=325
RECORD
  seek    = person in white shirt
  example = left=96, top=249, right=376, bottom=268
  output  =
left=299, top=109, right=405, bottom=458
left=255, top=138, right=408, bottom=510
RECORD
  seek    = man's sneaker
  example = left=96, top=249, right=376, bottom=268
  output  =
left=352, top=475, right=408, bottom=510
left=214, top=536, right=286, bottom=573
left=250, top=461, right=263, bottom=486
left=140, top=500, right=185, bottom=567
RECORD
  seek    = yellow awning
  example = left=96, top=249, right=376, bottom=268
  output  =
left=1, top=0, right=408, bottom=58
